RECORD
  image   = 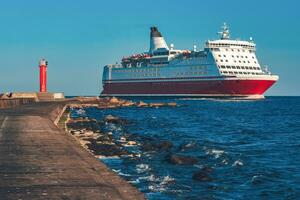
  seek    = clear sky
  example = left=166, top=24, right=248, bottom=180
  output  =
left=0, top=0, right=299, bottom=96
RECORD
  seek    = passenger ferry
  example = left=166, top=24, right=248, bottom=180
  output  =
left=101, top=24, right=278, bottom=99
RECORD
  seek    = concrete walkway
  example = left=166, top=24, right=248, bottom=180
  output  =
left=0, top=102, right=145, bottom=200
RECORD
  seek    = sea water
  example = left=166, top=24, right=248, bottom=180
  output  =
left=71, top=97, right=300, bottom=199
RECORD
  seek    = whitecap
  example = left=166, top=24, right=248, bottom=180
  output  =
left=136, top=164, right=151, bottom=173
left=194, top=164, right=204, bottom=169
left=222, top=159, right=229, bottom=165
left=232, top=160, right=244, bottom=167
left=206, top=149, right=225, bottom=158
left=148, top=184, right=166, bottom=192
left=161, top=175, right=175, bottom=185
left=118, top=172, right=132, bottom=177
left=139, top=174, right=159, bottom=182
left=128, top=179, right=140, bottom=184
left=97, top=155, right=120, bottom=159
left=76, top=108, right=86, bottom=116
left=177, top=98, right=210, bottom=101
left=147, top=175, right=175, bottom=193
left=251, top=174, right=263, bottom=184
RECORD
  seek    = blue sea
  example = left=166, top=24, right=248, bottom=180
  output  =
left=71, top=97, right=300, bottom=200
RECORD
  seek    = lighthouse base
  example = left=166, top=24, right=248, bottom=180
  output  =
left=37, top=92, right=65, bottom=101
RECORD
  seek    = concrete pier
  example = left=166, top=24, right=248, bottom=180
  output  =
left=0, top=102, right=145, bottom=200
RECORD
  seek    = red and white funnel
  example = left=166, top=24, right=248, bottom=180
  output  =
left=149, top=27, right=169, bottom=53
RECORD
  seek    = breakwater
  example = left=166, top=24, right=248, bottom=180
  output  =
left=0, top=99, right=145, bottom=200
left=0, top=98, right=36, bottom=109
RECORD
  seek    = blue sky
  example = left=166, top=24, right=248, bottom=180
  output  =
left=0, top=0, right=299, bottom=96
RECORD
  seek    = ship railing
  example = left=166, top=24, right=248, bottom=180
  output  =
left=106, top=64, right=123, bottom=68
left=262, top=65, right=272, bottom=75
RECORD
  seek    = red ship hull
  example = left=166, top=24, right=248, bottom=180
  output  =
left=101, top=78, right=277, bottom=97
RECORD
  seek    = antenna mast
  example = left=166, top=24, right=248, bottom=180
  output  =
left=218, top=22, right=230, bottom=40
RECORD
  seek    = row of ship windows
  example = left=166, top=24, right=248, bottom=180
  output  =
left=176, top=71, right=208, bottom=76
left=218, top=54, right=255, bottom=59
left=116, top=68, right=159, bottom=73
left=190, top=66, right=208, bottom=70
left=130, top=71, right=209, bottom=78
left=216, top=59, right=257, bottom=64
left=116, top=66, right=208, bottom=73
left=211, top=48, right=254, bottom=53
left=221, top=71, right=263, bottom=75
left=132, top=73, right=160, bottom=78
left=218, top=65, right=260, bottom=70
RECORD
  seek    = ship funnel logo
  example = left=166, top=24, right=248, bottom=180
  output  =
left=149, top=27, right=169, bottom=53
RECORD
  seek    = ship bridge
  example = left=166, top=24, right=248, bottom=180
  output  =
left=206, top=23, right=255, bottom=51
left=206, top=40, right=255, bottom=49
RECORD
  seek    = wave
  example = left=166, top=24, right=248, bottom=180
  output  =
left=74, top=108, right=86, bottom=116
left=147, top=175, right=175, bottom=193
left=136, top=164, right=151, bottom=173
left=232, top=160, right=244, bottom=167
left=205, top=149, right=225, bottom=158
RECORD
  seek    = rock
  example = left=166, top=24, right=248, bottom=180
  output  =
left=84, top=131, right=95, bottom=137
left=107, top=131, right=113, bottom=135
left=98, top=105, right=117, bottom=109
left=108, top=97, right=120, bottom=104
left=126, top=141, right=137, bottom=146
left=121, top=101, right=135, bottom=107
left=149, top=103, right=165, bottom=107
left=0, top=93, right=10, bottom=99
left=192, top=166, right=213, bottom=182
left=142, top=141, right=173, bottom=152
left=168, top=154, right=199, bottom=165
left=157, top=141, right=173, bottom=150
left=79, top=140, right=91, bottom=147
left=167, top=102, right=177, bottom=107
left=96, top=134, right=113, bottom=143
left=104, top=115, right=128, bottom=124
left=141, top=143, right=156, bottom=151
left=119, top=137, right=127, bottom=142
left=136, top=101, right=148, bottom=107
left=87, top=141, right=128, bottom=157
left=105, top=115, right=118, bottom=121
left=67, top=118, right=100, bottom=131
left=80, top=136, right=96, bottom=142
left=71, top=130, right=82, bottom=135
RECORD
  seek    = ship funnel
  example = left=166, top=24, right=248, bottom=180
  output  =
left=149, top=27, right=169, bottom=54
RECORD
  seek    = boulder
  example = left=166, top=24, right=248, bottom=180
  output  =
left=157, top=141, right=173, bottom=150
left=167, top=102, right=177, bottom=107
left=104, top=115, right=127, bottom=124
left=136, top=101, right=148, bottom=107
left=87, top=141, right=128, bottom=157
left=119, top=136, right=127, bottom=142
left=67, top=118, right=99, bottom=131
left=121, top=101, right=135, bottom=107
left=168, top=154, right=199, bottom=165
left=126, top=141, right=137, bottom=146
left=108, top=97, right=120, bottom=104
left=96, top=134, right=113, bottom=143
left=142, top=141, right=173, bottom=152
left=192, top=166, right=213, bottom=182
left=0, top=93, right=10, bottom=99
left=149, top=103, right=165, bottom=107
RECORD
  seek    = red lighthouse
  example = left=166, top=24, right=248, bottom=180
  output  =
left=39, top=58, right=47, bottom=93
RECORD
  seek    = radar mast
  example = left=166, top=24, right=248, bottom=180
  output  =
left=218, top=22, right=230, bottom=40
